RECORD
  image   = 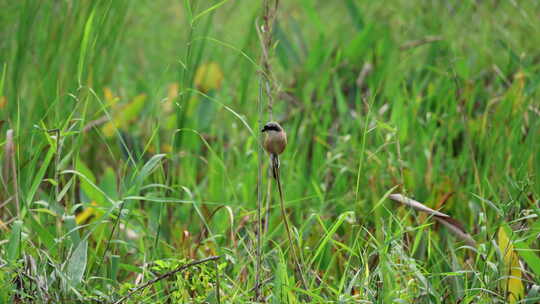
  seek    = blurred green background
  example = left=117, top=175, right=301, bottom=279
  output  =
left=0, top=0, right=539, bottom=302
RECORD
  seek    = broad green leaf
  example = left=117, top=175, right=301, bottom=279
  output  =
left=110, top=255, right=120, bottom=281
left=64, top=215, right=80, bottom=247
left=7, top=220, right=22, bottom=262
left=76, top=158, right=106, bottom=205
left=67, top=239, right=88, bottom=287
left=137, top=153, right=166, bottom=184
left=26, top=146, right=55, bottom=205
left=27, top=215, right=56, bottom=256
left=78, top=8, right=95, bottom=85
left=197, top=95, right=216, bottom=131
left=61, top=170, right=114, bottom=206
left=100, top=167, right=118, bottom=200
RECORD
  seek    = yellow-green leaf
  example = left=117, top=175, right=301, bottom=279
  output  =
left=498, top=226, right=524, bottom=304
left=102, top=94, right=147, bottom=137
left=103, top=87, right=119, bottom=106
left=75, top=201, right=101, bottom=224
left=194, top=62, right=223, bottom=93
left=164, top=83, right=179, bottom=113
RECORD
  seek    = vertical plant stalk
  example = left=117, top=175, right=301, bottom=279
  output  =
left=6, top=129, right=20, bottom=218
left=98, top=200, right=127, bottom=276
left=254, top=77, right=264, bottom=300
left=214, top=260, right=222, bottom=304
left=256, top=0, right=309, bottom=297
left=254, top=0, right=279, bottom=299
left=175, top=1, right=196, bottom=150
left=263, top=174, right=272, bottom=234
left=49, top=129, right=61, bottom=205
left=257, top=2, right=278, bottom=240
left=275, top=169, right=309, bottom=292
left=354, top=99, right=371, bottom=202
left=396, top=138, right=405, bottom=192
left=258, top=0, right=280, bottom=121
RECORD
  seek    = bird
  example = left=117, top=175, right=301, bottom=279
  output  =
left=261, top=121, right=287, bottom=180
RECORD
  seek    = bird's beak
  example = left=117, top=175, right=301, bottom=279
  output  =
left=261, top=126, right=267, bottom=132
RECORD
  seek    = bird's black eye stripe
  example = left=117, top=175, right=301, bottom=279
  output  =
left=264, top=125, right=280, bottom=132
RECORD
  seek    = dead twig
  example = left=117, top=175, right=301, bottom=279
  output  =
left=355, top=62, right=373, bottom=88
left=389, top=193, right=476, bottom=247
left=400, top=36, right=443, bottom=51
left=529, top=105, right=540, bottom=116
left=82, top=115, right=109, bottom=132
left=389, top=194, right=449, bottom=218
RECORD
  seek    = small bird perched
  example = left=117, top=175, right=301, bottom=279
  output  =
left=261, top=121, right=287, bottom=179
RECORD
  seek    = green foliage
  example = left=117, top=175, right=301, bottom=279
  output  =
left=0, top=0, right=539, bottom=302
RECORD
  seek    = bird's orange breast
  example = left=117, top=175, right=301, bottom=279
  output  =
left=264, top=131, right=287, bottom=155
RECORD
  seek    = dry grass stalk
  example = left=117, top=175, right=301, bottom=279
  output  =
left=355, top=62, right=373, bottom=88
left=400, top=36, right=443, bottom=51
left=256, top=0, right=280, bottom=121
left=275, top=169, right=310, bottom=293
left=254, top=0, right=280, bottom=300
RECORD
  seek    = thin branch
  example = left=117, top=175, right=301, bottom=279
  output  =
left=113, top=255, right=221, bottom=304
left=249, top=276, right=274, bottom=293
left=389, top=193, right=476, bottom=247
left=96, top=199, right=127, bottom=277
left=82, top=115, right=109, bottom=132
left=256, top=0, right=280, bottom=121
left=275, top=169, right=309, bottom=294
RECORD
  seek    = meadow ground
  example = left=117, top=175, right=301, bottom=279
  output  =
left=1, top=0, right=539, bottom=303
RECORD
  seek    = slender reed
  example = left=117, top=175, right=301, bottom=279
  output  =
left=254, top=77, right=265, bottom=300
left=254, top=0, right=279, bottom=299
left=275, top=168, right=309, bottom=292
left=6, top=129, right=19, bottom=218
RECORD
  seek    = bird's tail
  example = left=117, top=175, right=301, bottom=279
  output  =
left=271, top=154, right=280, bottom=180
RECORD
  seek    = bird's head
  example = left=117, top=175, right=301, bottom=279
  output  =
left=261, top=121, right=282, bottom=133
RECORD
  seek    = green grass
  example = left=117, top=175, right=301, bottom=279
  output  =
left=1, top=0, right=539, bottom=302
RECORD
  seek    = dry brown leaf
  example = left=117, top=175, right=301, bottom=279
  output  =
left=388, top=194, right=450, bottom=218
left=389, top=193, right=476, bottom=247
